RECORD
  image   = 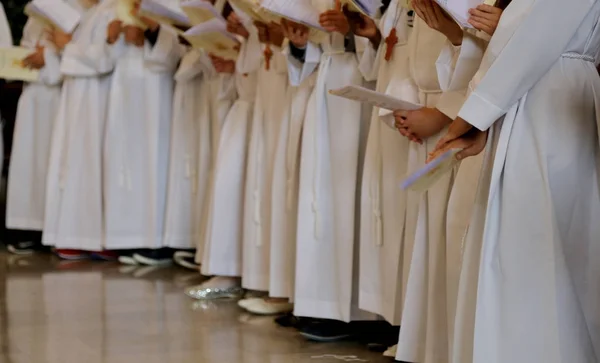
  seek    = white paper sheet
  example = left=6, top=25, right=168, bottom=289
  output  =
left=139, top=0, right=191, bottom=27
left=181, top=0, right=225, bottom=25
left=27, top=0, right=81, bottom=33
left=182, top=18, right=239, bottom=60
left=400, top=149, right=461, bottom=192
left=117, top=0, right=148, bottom=29
left=260, top=0, right=325, bottom=31
left=0, top=47, right=40, bottom=82
left=329, top=85, right=423, bottom=111
left=344, top=0, right=382, bottom=18
left=433, top=0, right=495, bottom=28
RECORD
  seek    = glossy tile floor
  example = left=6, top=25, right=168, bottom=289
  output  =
left=0, top=252, right=392, bottom=363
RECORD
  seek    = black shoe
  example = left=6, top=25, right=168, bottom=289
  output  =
left=7, top=241, right=38, bottom=255
left=133, top=248, right=174, bottom=266
left=351, top=321, right=400, bottom=348
left=298, top=319, right=352, bottom=342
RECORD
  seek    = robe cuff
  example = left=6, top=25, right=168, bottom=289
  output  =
left=458, top=91, right=504, bottom=131
left=358, top=41, right=379, bottom=82
left=39, top=47, right=62, bottom=86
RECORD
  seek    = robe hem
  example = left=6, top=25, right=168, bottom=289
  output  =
left=293, top=298, right=350, bottom=323
left=5, top=218, right=44, bottom=231
left=104, top=237, right=162, bottom=250
left=42, top=234, right=103, bottom=252
left=163, top=236, right=196, bottom=250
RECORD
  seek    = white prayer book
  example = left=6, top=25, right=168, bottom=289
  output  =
left=117, top=0, right=148, bottom=29
left=181, top=0, right=225, bottom=25
left=329, top=85, right=423, bottom=111
left=433, top=0, right=496, bottom=28
left=400, top=149, right=461, bottom=192
left=0, top=47, right=40, bottom=82
left=25, top=0, right=81, bottom=34
left=138, top=0, right=191, bottom=27
left=343, top=0, right=382, bottom=18
left=259, top=0, right=326, bottom=31
left=182, top=18, right=239, bottom=60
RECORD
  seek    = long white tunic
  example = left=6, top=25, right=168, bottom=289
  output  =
left=394, top=16, right=455, bottom=363
left=357, top=0, right=413, bottom=325
left=0, top=3, right=12, bottom=174
left=292, top=1, right=375, bottom=320
left=200, top=34, right=259, bottom=277
left=42, top=1, right=117, bottom=251
left=242, top=40, right=289, bottom=291
left=268, top=52, right=316, bottom=299
left=6, top=19, right=63, bottom=231
left=103, top=25, right=180, bottom=250
left=452, top=1, right=600, bottom=362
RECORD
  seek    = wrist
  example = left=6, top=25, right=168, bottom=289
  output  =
left=446, top=28, right=463, bottom=46
left=369, top=30, right=382, bottom=48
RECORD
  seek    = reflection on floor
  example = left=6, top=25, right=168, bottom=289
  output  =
left=1, top=252, right=391, bottom=363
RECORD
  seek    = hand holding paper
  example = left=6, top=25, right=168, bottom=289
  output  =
left=329, top=85, right=423, bottom=111
left=401, top=149, right=462, bottom=192
left=22, top=44, right=45, bottom=70
left=467, top=3, right=503, bottom=35
left=0, top=47, right=41, bottom=82
left=429, top=117, right=486, bottom=162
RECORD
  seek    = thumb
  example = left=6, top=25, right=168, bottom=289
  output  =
left=335, top=0, right=342, bottom=11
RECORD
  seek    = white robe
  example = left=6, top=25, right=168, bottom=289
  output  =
left=242, top=40, right=289, bottom=291
left=292, top=0, right=375, bottom=321
left=268, top=49, right=317, bottom=299
left=103, top=25, right=180, bottom=250
left=0, top=3, right=12, bottom=171
left=394, top=16, right=456, bottom=363
left=43, top=1, right=117, bottom=251
left=357, top=0, right=413, bottom=325
left=199, top=34, right=259, bottom=277
left=452, top=1, right=600, bottom=361
left=194, top=68, right=236, bottom=262
left=6, top=19, right=63, bottom=231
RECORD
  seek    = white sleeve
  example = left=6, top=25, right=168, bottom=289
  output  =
left=144, top=26, right=182, bottom=73
left=458, top=0, right=596, bottom=131
left=60, top=12, right=116, bottom=77
left=38, top=48, right=63, bottom=86
left=436, top=32, right=487, bottom=119
left=236, top=28, right=263, bottom=75
left=285, top=40, right=321, bottom=87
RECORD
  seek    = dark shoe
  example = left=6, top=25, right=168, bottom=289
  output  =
left=133, top=248, right=174, bottom=266
left=7, top=241, right=37, bottom=255
left=298, top=319, right=352, bottom=342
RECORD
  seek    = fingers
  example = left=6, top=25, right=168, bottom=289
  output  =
left=473, top=4, right=502, bottom=16
left=467, top=18, right=494, bottom=34
left=334, top=0, right=342, bottom=11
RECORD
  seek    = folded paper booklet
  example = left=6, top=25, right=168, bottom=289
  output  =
left=0, top=47, right=40, bottom=82
left=181, top=0, right=225, bottom=25
left=400, top=149, right=461, bottom=192
left=139, top=0, right=191, bottom=27
left=117, top=0, right=148, bottom=30
left=433, top=0, right=496, bottom=28
left=26, top=0, right=81, bottom=33
left=182, top=18, right=239, bottom=60
left=260, top=0, right=326, bottom=32
left=329, top=85, right=423, bottom=111
left=343, top=0, right=382, bottom=18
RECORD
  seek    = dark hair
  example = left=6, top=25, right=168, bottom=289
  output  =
left=495, top=0, right=512, bottom=10
left=380, top=0, right=392, bottom=14
left=222, top=1, right=234, bottom=19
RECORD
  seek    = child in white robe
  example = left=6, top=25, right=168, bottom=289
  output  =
left=42, top=0, right=118, bottom=259
left=186, top=9, right=260, bottom=299
left=5, top=14, right=65, bottom=254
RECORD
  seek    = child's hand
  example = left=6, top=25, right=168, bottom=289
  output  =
left=106, top=19, right=122, bottom=44
left=319, top=0, right=350, bottom=34
left=124, top=25, right=145, bottom=47
left=412, top=0, right=462, bottom=45
left=394, top=109, right=422, bottom=144
left=227, top=12, right=249, bottom=39
left=254, top=21, right=270, bottom=43
left=47, top=28, right=72, bottom=50
left=281, top=19, right=309, bottom=48
left=210, top=54, right=235, bottom=74
left=344, top=9, right=380, bottom=46
left=397, top=107, right=452, bottom=140
left=267, top=22, right=285, bottom=47
left=468, top=4, right=503, bottom=36
left=22, top=43, right=45, bottom=69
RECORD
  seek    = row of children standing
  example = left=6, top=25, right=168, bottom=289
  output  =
left=5, top=0, right=600, bottom=362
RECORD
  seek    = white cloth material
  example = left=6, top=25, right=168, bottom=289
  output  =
left=394, top=16, right=456, bottom=363
left=292, top=10, right=376, bottom=321
left=163, top=49, right=212, bottom=249
left=268, top=66, right=316, bottom=299
left=194, top=69, right=236, bottom=262
left=452, top=0, right=600, bottom=362
left=42, top=1, right=118, bottom=250
left=357, top=0, right=413, bottom=325
left=103, top=25, right=181, bottom=250
left=0, top=3, right=12, bottom=174
left=6, top=19, right=63, bottom=231
left=199, top=32, right=260, bottom=277
left=242, top=41, right=289, bottom=291
left=432, top=31, right=488, bottom=362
